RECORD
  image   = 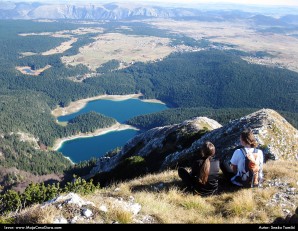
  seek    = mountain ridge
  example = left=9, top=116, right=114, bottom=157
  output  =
left=1, top=1, right=298, bottom=23
left=0, top=2, right=200, bottom=20
left=88, top=108, right=298, bottom=185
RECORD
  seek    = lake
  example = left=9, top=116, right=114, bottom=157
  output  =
left=57, top=98, right=167, bottom=162
left=23, top=68, right=35, bottom=74
left=59, top=129, right=139, bottom=163
left=58, top=98, right=167, bottom=123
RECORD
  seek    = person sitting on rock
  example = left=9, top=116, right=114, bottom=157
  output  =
left=178, top=141, right=219, bottom=196
left=220, top=128, right=264, bottom=188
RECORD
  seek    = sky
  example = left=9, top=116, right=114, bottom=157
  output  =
left=3, top=0, right=298, bottom=6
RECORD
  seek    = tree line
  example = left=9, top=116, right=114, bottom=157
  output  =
left=0, top=19, right=297, bottom=180
left=127, top=107, right=298, bottom=130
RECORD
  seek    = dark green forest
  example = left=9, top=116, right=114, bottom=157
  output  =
left=0, top=92, right=116, bottom=146
left=127, top=107, right=257, bottom=130
left=86, top=50, right=298, bottom=112
left=127, top=107, right=298, bottom=130
left=0, top=19, right=297, bottom=179
left=0, top=134, right=72, bottom=176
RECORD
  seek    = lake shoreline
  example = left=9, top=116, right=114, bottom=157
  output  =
left=52, top=123, right=138, bottom=151
left=51, top=93, right=166, bottom=118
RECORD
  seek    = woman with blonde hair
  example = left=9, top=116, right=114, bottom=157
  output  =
left=178, top=141, right=219, bottom=196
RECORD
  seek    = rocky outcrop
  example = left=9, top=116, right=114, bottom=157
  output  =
left=89, top=109, right=298, bottom=181
left=88, top=117, right=221, bottom=179
left=266, top=179, right=296, bottom=212
left=162, top=109, right=298, bottom=169
left=15, top=192, right=148, bottom=224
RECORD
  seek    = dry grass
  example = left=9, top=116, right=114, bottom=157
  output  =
left=61, top=33, right=174, bottom=71
left=106, top=208, right=133, bottom=224
left=254, top=187, right=278, bottom=203
left=166, top=188, right=214, bottom=215
left=149, top=19, right=298, bottom=72
left=134, top=191, right=178, bottom=223
left=5, top=160, right=297, bottom=224
left=123, top=169, right=181, bottom=189
left=41, top=38, right=77, bottom=56
left=18, top=27, right=103, bottom=58
left=223, top=190, right=256, bottom=217
left=19, top=28, right=103, bottom=38
left=18, top=20, right=298, bottom=73
left=264, top=160, right=298, bottom=186
left=104, top=160, right=297, bottom=223
left=14, top=205, right=61, bottom=224
left=132, top=188, right=225, bottom=223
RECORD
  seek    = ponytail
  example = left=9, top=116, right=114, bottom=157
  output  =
left=198, top=142, right=215, bottom=185
left=199, top=157, right=211, bottom=184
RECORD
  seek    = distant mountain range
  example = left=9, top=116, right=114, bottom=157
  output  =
left=0, top=2, right=205, bottom=20
left=1, top=1, right=298, bottom=23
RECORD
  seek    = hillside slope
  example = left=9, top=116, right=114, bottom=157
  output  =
left=2, top=159, right=297, bottom=224
left=1, top=109, right=297, bottom=224
left=88, top=116, right=221, bottom=183
left=89, top=109, right=298, bottom=185
left=162, top=109, right=298, bottom=169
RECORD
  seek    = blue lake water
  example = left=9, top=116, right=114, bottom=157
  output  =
left=59, top=129, right=139, bottom=163
left=58, top=98, right=167, bottom=123
left=24, top=68, right=35, bottom=74
left=57, top=98, right=167, bottom=163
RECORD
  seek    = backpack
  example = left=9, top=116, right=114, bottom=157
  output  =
left=240, top=148, right=260, bottom=186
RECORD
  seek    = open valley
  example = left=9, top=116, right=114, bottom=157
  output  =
left=0, top=1, right=297, bottom=224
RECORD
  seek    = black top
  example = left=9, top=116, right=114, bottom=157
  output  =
left=190, top=158, right=219, bottom=196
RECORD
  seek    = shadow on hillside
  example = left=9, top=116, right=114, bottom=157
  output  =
left=130, top=174, right=241, bottom=195
left=10, top=178, right=61, bottom=193
left=43, top=178, right=60, bottom=186
left=130, top=179, right=184, bottom=193
left=217, top=174, right=242, bottom=194
left=273, top=206, right=298, bottom=224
